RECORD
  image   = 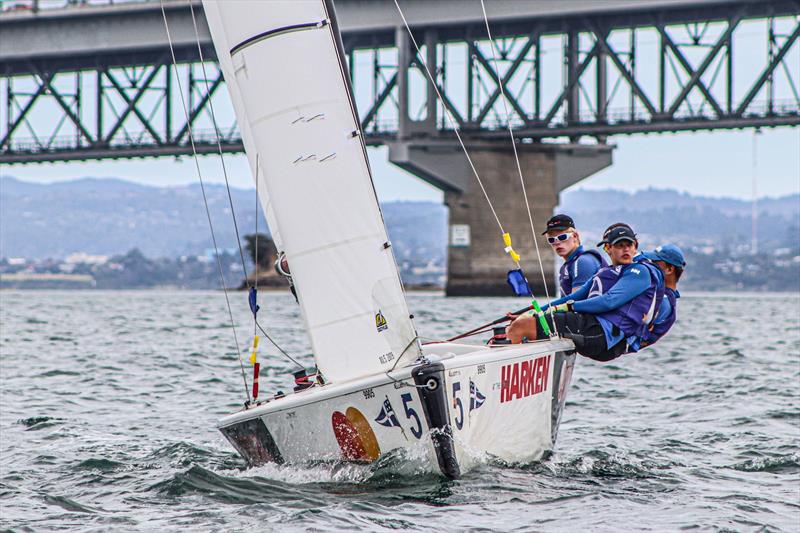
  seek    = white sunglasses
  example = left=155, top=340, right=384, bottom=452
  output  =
left=547, top=232, right=573, bottom=244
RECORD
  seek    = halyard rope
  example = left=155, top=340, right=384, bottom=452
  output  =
left=186, top=1, right=303, bottom=373
left=394, top=0, right=558, bottom=335
left=478, top=0, right=557, bottom=334
left=392, top=0, right=505, bottom=237
left=160, top=0, right=251, bottom=402
left=187, top=1, right=251, bottom=281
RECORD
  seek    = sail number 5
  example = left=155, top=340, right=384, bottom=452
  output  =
left=400, top=393, right=423, bottom=439
left=452, top=382, right=464, bottom=430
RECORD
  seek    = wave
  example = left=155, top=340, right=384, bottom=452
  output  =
left=731, top=453, right=800, bottom=473
left=42, top=494, right=99, bottom=514
left=17, top=416, right=64, bottom=430
left=148, top=444, right=447, bottom=507
left=525, top=448, right=678, bottom=482
left=75, top=458, right=126, bottom=472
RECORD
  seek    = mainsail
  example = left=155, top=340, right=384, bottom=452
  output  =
left=203, top=0, right=421, bottom=382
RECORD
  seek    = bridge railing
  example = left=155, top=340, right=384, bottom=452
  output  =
left=3, top=125, right=239, bottom=154
left=1, top=0, right=798, bottom=162
left=1, top=0, right=151, bottom=13
left=5, top=97, right=797, bottom=159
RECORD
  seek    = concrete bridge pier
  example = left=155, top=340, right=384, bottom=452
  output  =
left=388, top=140, right=613, bottom=296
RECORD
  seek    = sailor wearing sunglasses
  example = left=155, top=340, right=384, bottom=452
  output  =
left=543, top=214, right=606, bottom=296
left=507, top=223, right=666, bottom=362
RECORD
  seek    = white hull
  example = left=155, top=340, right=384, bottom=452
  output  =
left=219, top=339, right=576, bottom=478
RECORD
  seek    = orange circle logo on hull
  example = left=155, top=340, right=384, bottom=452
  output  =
left=331, top=407, right=381, bottom=462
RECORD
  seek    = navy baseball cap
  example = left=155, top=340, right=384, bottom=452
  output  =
left=597, top=223, right=637, bottom=246
left=542, top=214, right=575, bottom=234
left=642, top=244, right=686, bottom=268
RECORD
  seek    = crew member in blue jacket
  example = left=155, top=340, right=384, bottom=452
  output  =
left=543, top=214, right=607, bottom=296
left=506, top=223, right=664, bottom=362
left=638, top=244, right=685, bottom=347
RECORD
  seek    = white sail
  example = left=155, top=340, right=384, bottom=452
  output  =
left=205, top=7, right=283, bottom=249
left=203, top=0, right=421, bottom=383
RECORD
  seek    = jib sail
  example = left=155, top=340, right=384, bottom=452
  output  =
left=202, top=0, right=421, bottom=382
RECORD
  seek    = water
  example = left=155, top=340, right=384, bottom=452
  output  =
left=1, top=290, right=798, bottom=531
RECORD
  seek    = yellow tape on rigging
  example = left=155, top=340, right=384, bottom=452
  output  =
left=249, top=335, right=260, bottom=365
left=502, top=232, right=521, bottom=264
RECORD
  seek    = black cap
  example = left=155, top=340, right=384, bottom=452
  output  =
left=541, top=214, right=575, bottom=235
left=597, top=223, right=637, bottom=246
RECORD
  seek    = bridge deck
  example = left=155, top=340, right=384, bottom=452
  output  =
left=1, top=0, right=798, bottom=163
left=1, top=0, right=792, bottom=74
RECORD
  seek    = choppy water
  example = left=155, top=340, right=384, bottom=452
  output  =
left=1, top=290, right=798, bottom=531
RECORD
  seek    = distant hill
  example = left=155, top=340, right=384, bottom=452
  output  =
left=559, top=187, right=800, bottom=252
left=0, top=177, right=448, bottom=261
left=2, top=177, right=798, bottom=291
left=2, top=176, right=798, bottom=260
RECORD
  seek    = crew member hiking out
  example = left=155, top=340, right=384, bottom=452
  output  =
left=638, top=244, right=686, bottom=347
left=506, top=223, right=665, bottom=362
left=543, top=214, right=607, bottom=296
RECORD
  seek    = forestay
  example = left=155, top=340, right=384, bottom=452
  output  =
left=203, top=0, right=420, bottom=383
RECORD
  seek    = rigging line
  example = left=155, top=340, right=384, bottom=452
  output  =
left=253, top=154, right=259, bottom=339
left=479, top=0, right=557, bottom=334
left=187, top=0, right=250, bottom=281
left=255, top=320, right=305, bottom=370
left=160, top=1, right=250, bottom=403
left=386, top=335, right=422, bottom=373
left=392, top=0, right=505, bottom=236
left=252, top=155, right=301, bottom=367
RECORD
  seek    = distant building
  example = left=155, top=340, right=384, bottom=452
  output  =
left=65, top=252, right=108, bottom=265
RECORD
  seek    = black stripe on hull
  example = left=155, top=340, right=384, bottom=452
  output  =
left=548, top=351, right=576, bottom=451
left=219, top=417, right=284, bottom=466
left=412, top=362, right=461, bottom=480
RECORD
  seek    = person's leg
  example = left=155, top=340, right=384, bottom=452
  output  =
left=532, top=312, right=563, bottom=339
left=586, top=340, right=627, bottom=362
left=507, top=312, right=565, bottom=342
left=569, top=315, right=627, bottom=361
left=533, top=312, right=578, bottom=341
left=536, top=313, right=627, bottom=361
left=509, top=312, right=629, bottom=363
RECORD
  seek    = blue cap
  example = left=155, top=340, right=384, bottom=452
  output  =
left=642, top=244, right=686, bottom=268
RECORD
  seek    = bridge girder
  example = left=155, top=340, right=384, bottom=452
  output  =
left=1, top=0, right=798, bottom=164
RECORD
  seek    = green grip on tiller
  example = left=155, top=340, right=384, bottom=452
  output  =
left=531, top=300, right=551, bottom=337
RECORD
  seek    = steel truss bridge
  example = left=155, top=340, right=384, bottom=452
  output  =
left=1, top=0, right=798, bottom=164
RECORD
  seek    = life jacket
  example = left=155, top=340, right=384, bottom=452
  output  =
left=559, top=247, right=607, bottom=296
left=587, top=260, right=665, bottom=352
left=642, top=288, right=679, bottom=346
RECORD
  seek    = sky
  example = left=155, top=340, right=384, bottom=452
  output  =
left=3, top=126, right=798, bottom=204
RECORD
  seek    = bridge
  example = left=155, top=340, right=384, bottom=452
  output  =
left=2, top=0, right=798, bottom=295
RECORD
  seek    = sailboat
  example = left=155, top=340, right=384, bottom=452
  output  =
left=202, top=0, right=576, bottom=479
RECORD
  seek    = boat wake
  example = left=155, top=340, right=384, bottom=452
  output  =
left=151, top=440, right=447, bottom=504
